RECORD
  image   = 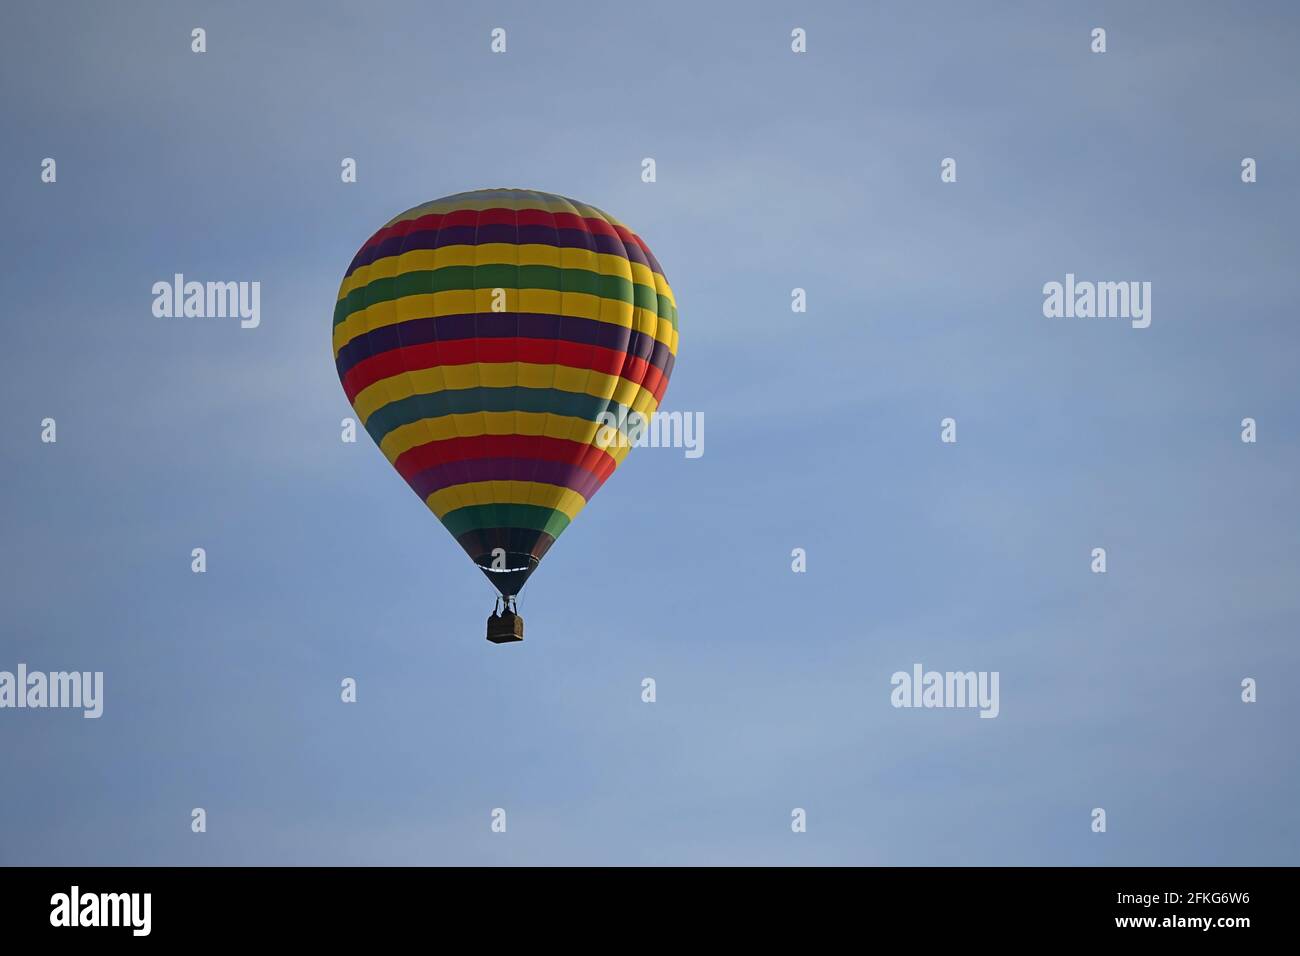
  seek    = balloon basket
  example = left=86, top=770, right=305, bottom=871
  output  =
left=487, top=608, right=524, bottom=644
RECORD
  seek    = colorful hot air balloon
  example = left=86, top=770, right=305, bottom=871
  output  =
left=332, top=189, right=678, bottom=642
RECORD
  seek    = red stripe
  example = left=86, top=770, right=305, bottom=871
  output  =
left=343, top=337, right=653, bottom=402
left=394, top=434, right=618, bottom=485
left=639, top=363, right=668, bottom=404
left=611, top=223, right=645, bottom=253
left=361, top=214, right=422, bottom=251
left=360, top=207, right=625, bottom=253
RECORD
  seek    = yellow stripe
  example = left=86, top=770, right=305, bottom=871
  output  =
left=425, top=481, right=588, bottom=521
left=332, top=287, right=677, bottom=360
left=380, top=406, right=662, bottom=466
left=353, top=361, right=657, bottom=425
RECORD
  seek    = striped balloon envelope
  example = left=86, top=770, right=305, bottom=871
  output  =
left=333, top=189, right=678, bottom=604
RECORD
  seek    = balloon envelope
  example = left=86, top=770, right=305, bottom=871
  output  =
left=333, top=189, right=678, bottom=596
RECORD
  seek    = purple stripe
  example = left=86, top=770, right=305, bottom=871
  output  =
left=660, top=350, right=676, bottom=383
left=346, top=225, right=653, bottom=279
left=639, top=246, right=664, bottom=276
left=409, top=458, right=603, bottom=501
left=335, top=311, right=670, bottom=380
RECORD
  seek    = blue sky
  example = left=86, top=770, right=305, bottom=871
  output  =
left=1, top=0, right=1297, bottom=865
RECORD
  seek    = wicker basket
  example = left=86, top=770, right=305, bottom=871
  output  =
left=486, top=610, right=524, bottom=644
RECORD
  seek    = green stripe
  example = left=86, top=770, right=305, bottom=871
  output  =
left=365, top=386, right=622, bottom=445
left=334, top=265, right=675, bottom=327
left=440, top=504, right=572, bottom=538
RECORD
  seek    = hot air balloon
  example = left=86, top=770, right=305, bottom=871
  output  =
left=333, top=189, right=678, bottom=643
